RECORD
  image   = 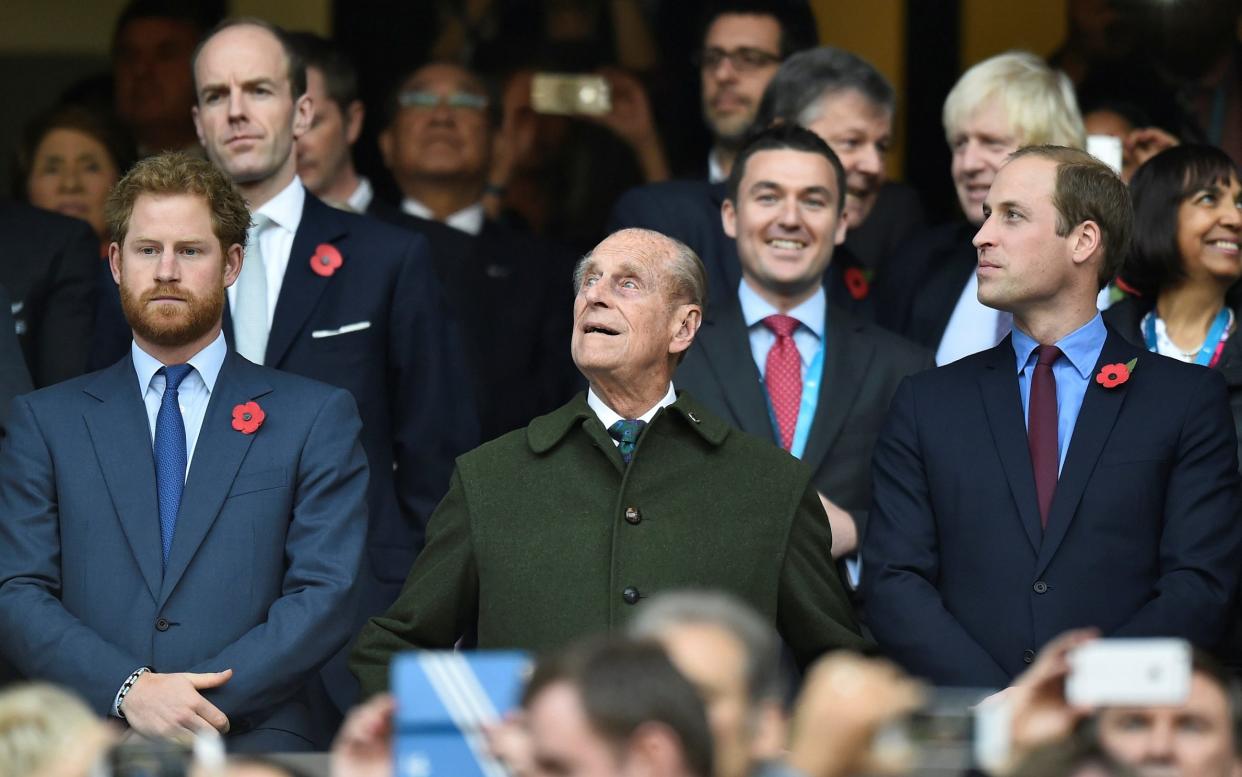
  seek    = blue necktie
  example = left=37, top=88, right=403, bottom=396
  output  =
left=608, top=419, right=646, bottom=464
left=154, top=364, right=193, bottom=568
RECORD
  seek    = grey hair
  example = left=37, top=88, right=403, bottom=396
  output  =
left=943, top=50, right=1085, bottom=149
left=753, top=46, right=895, bottom=131
left=0, top=683, right=100, bottom=777
left=573, top=228, right=708, bottom=312
left=629, top=589, right=783, bottom=705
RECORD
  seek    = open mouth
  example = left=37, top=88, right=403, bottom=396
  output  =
left=1207, top=239, right=1239, bottom=252
left=767, top=238, right=806, bottom=250
left=584, top=325, right=619, bottom=336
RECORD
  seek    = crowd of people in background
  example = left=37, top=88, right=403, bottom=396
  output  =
left=2, top=0, right=1242, bottom=776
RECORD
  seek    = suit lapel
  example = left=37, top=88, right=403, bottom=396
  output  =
left=978, top=338, right=1043, bottom=554
left=264, top=194, right=348, bottom=368
left=159, top=354, right=272, bottom=606
left=83, top=357, right=163, bottom=602
left=1035, top=331, right=1138, bottom=575
left=801, top=306, right=874, bottom=475
left=698, top=299, right=776, bottom=440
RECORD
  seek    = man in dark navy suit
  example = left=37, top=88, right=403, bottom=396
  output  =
left=863, top=146, right=1242, bottom=687
left=192, top=18, right=477, bottom=709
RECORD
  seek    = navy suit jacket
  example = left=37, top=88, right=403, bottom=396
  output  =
left=608, top=180, right=875, bottom=320
left=223, top=192, right=478, bottom=603
left=863, top=330, right=1242, bottom=687
left=0, top=351, right=368, bottom=749
left=0, top=284, right=32, bottom=437
left=874, top=222, right=976, bottom=348
left=674, top=300, right=932, bottom=540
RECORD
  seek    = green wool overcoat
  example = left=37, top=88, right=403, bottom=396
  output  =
left=351, top=390, right=868, bottom=697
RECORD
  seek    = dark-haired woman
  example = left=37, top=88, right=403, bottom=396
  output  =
left=1103, top=144, right=1242, bottom=463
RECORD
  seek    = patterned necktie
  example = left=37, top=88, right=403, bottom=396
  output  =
left=154, top=364, right=193, bottom=567
left=608, top=419, right=647, bottom=464
left=762, top=314, right=802, bottom=451
left=1028, top=345, right=1062, bottom=528
left=234, top=214, right=270, bottom=364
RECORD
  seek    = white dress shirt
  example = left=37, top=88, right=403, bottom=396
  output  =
left=402, top=197, right=485, bottom=236
left=587, top=384, right=677, bottom=447
left=935, top=271, right=1007, bottom=366
left=347, top=177, right=374, bottom=213
left=226, top=176, right=306, bottom=327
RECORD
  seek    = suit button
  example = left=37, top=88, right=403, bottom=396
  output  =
left=1023, top=649, right=1035, bottom=664
left=1033, top=581, right=1049, bottom=594
left=622, top=587, right=640, bottom=605
left=155, top=618, right=170, bottom=632
left=624, top=507, right=642, bottom=525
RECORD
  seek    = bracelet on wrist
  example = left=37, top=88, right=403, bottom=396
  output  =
left=116, top=666, right=151, bottom=719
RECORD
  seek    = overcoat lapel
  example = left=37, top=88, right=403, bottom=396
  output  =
left=697, top=300, right=775, bottom=440
left=978, top=338, right=1043, bottom=554
left=265, top=195, right=348, bottom=368
left=159, top=355, right=272, bottom=606
left=1035, top=331, right=1137, bottom=576
left=801, top=306, right=874, bottom=474
left=83, top=356, right=163, bottom=602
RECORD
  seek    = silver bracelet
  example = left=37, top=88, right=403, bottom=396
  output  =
left=116, top=667, right=151, bottom=719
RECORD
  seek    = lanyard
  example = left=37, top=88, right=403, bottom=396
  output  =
left=1143, top=307, right=1232, bottom=366
left=789, top=345, right=825, bottom=460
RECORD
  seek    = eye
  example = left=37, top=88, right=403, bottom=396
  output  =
left=1197, top=192, right=1218, bottom=206
left=182, top=247, right=199, bottom=257
left=833, top=138, right=861, bottom=151
left=756, top=193, right=778, bottom=204
left=620, top=279, right=639, bottom=290
left=803, top=197, right=827, bottom=209
left=139, top=246, right=159, bottom=256
left=1005, top=209, right=1022, bottom=221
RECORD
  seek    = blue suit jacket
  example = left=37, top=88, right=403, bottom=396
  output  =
left=863, top=330, right=1242, bottom=687
left=223, top=193, right=478, bottom=602
left=0, top=351, right=368, bottom=749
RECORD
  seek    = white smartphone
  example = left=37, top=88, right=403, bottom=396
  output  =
left=1066, top=638, right=1191, bottom=706
left=1087, top=134, right=1124, bottom=175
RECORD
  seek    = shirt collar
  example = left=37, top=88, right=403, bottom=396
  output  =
left=707, top=150, right=727, bottom=184
left=586, top=383, right=677, bottom=428
left=255, top=176, right=306, bottom=234
left=132, top=330, right=228, bottom=394
left=347, top=177, right=374, bottom=213
left=738, top=279, right=826, bottom=339
left=401, top=197, right=485, bottom=236
left=1011, top=312, right=1107, bottom=379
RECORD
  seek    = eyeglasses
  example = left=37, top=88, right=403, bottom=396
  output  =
left=397, top=90, right=488, bottom=112
left=693, top=47, right=781, bottom=73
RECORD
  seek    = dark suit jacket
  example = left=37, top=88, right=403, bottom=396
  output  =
left=367, top=199, right=581, bottom=441
left=0, top=202, right=99, bottom=387
left=351, top=391, right=869, bottom=697
left=874, top=221, right=977, bottom=349
left=608, top=180, right=876, bottom=320
left=223, top=192, right=478, bottom=605
left=863, top=330, right=1242, bottom=687
left=0, top=352, right=368, bottom=750
left=674, top=299, right=933, bottom=539
left=0, top=284, right=32, bottom=437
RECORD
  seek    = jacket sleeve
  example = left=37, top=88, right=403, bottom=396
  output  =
left=32, top=219, right=98, bottom=387
left=862, top=378, right=1011, bottom=687
left=351, top=466, right=479, bottom=698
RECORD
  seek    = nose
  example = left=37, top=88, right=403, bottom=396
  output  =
left=854, top=143, right=883, bottom=178
left=581, top=278, right=607, bottom=306
left=1142, top=719, right=1176, bottom=763
left=1219, top=201, right=1242, bottom=230
left=709, top=56, right=738, bottom=83
left=58, top=166, right=84, bottom=193
left=972, top=216, right=995, bottom=249
left=960, top=140, right=986, bottom=173
left=227, top=87, right=245, bottom=121
left=777, top=195, right=801, bottom=228
left=154, top=249, right=181, bottom=282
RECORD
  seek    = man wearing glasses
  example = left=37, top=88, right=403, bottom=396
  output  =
left=697, top=2, right=818, bottom=183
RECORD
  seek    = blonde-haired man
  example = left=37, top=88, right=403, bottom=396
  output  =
left=0, top=152, right=368, bottom=751
left=879, top=51, right=1085, bottom=365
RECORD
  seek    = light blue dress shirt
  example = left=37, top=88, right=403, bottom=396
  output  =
left=1011, top=314, right=1107, bottom=472
left=131, top=331, right=227, bottom=473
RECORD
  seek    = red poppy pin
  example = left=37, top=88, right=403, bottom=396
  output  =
left=1095, top=358, right=1138, bottom=389
left=844, top=267, right=870, bottom=301
left=231, top=401, right=265, bottom=434
left=310, top=243, right=343, bottom=277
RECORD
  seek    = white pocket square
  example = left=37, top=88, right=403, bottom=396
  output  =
left=311, top=321, right=371, bottom=339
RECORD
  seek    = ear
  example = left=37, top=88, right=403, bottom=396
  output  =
left=833, top=209, right=849, bottom=246
left=624, top=723, right=685, bottom=777
left=722, top=198, right=738, bottom=239
left=346, top=100, right=365, bottom=145
left=669, top=304, right=703, bottom=356
left=291, top=92, right=314, bottom=139
left=192, top=105, right=206, bottom=148
left=223, top=242, right=244, bottom=288
left=1070, top=219, right=1102, bottom=267
left=108, top=242, right=123, bottom=285
left=378, top=127, right=395, bottom=169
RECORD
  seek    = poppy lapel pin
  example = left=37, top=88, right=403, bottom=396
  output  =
left=231, top=401, right=265, bottom=434
left=843, top=267, right=870, bottom=301
left=1095, top=358, right=1138, bottom=389
left=310, top=243, right=343, bottom=277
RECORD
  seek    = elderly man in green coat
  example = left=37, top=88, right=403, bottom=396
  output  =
left=351, top=228, right=867, bottom=696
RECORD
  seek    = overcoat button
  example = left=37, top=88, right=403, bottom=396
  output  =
left=1033, top=581, right=1049, bottom=594
left=155, top=618, right=170, bottom=632
left=625, top=507, right=642, bottom=525
left=1022, top=649, right=1035, bottom=663
left=622, top=587, right=640, bottom=605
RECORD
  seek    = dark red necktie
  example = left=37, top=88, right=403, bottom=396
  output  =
left=763, top=314, right=802, bottom=451
left=1028, top=344, right=1062, bottom=528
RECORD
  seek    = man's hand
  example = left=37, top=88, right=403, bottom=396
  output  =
left=585, top=68, right=669, bottom=183
left=332, top=693, right=396, bottom=777
left=787, top=653, right=925, bottom=777
left=119, top=669, right=232, bottom=741
left=483, top=711, right=535, bottom=777
left=1123, top=127, right=1179, bottom=181
left=1003, top=628, right=1099, bottom=766
left=818, top=493, right=858, bottom=558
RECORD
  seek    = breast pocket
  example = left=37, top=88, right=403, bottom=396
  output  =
left=227, top=467, right=289, bottom=498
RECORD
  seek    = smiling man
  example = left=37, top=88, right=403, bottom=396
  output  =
left=675, top=125, right=930, bottom=566
left=0, top=152, right=367, bottom=751
left=350, top=226, right=867, bottom=698
left=864, top=146, right=1242, bottom=688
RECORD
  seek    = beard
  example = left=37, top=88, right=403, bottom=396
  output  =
left=120, top=279, right=223, bottom=349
